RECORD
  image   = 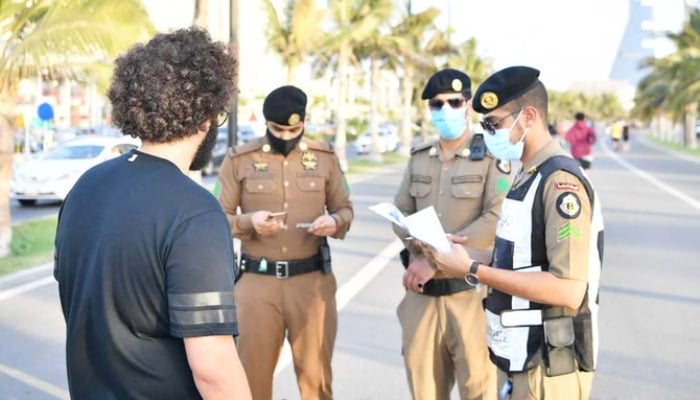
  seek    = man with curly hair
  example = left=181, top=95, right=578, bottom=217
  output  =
left=54, top=27, right=252, bottom=399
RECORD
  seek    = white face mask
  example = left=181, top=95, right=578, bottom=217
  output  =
left=483, top=110, right=529, bottom=161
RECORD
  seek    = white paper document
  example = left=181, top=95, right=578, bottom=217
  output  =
left=369, top=202, right=451, bottom=253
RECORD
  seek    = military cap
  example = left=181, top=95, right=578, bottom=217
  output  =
left=421, top=68, right=472, bottom=100
left=473, top=66, right=540, bottom=113
left=262, top=85, right=307, bottom=126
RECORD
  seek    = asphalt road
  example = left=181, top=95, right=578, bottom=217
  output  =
left=1, top=132, right=699, bottom=399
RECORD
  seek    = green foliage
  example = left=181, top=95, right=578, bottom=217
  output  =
left=632, top=7, right=700, bottom=123
left=0, top=217, right=57, bottom=276
left=548, top=90, right=626, bottom=124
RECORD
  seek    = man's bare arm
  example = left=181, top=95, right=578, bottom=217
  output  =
left=184, top=335, right=252, bottom=400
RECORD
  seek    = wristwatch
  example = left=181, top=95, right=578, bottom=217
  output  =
left=465, top=261, right=480, bottom=286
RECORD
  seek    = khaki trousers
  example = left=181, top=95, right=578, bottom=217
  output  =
left=397, top=287, right=496, bottom=400
left=235, top=271, right=337, bottom=400
left=497, top=365, right=594, bottom=400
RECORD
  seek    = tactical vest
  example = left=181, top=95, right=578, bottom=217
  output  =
left=484, top=156, right=604, bottom=373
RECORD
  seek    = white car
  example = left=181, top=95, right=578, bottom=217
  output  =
left=353, top=128, right=399, bottom=154
left=10, top=135, right=140, bottom=206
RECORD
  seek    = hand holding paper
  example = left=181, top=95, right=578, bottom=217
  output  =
left=369, top=202, right=451, bottom=253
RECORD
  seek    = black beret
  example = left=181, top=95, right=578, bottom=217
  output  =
left=421, top=69, right=472, bottom=100
left=473, top=66, right=540, bottom=113
left=262, top=85, right=307, bottom=125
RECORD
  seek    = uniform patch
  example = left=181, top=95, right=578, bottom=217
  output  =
left=496, top=176, right=510, bottom=194
left=557, top=222, right=581, bottom=241
left=497, top=160, right=511, bottom=174
left=342, top=177, right=350, bottom=194
left=556, top=192, right=581, bottom=219
left=554, top=182, right=579, bottom=191
left=301, top=151, right=317, bottom=170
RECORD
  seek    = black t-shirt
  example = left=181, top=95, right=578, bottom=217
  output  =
left=54, top=150, right=238, bottom=399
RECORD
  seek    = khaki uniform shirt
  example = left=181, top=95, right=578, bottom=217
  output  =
left=393, top=136, right=512, bottom=278
left=513, top=139, right=592, bottom=280
left=218, top=136, right=353, bottom=261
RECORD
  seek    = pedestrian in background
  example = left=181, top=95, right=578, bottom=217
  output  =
left=622, top=122, right=630, bottom=151
left=54, top=27, right=251, bottom=399
left=393, top=68, right=511, bottom=400
left=609, top=120, right=623, bottom=151
left=565, top=112, right=596, bottom=169
left=424, top=66, right=604, bottom=400
left=217, top=85, right=354, bottom=400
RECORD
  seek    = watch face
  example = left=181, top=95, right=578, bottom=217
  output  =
left=465, top=274, right=479, bottom=286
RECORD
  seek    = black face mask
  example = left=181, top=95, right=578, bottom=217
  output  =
left=265, top=128, right=303, bottom=157
left=189, top=122, right=219, bottom=171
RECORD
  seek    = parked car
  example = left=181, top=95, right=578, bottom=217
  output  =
left=202, top=125, right=258, bottom=176
left=353, top=128, right=399, bottom=154
left=10, top=135, right=140, bottom=206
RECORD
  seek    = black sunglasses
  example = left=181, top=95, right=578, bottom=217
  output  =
left=480, top=109, right=522, bottom=135
left=216, top=111, right=229, bottom=127
left=428, top=98, right=466, bottom=110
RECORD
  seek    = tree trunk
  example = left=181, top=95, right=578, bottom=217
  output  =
left=334, top=44, right=350, bottom=171
left=193, top=0, right=209, bottom=27
left=0, top=113, right=13, bottom=257
left=368, top=55, right=382, bottom=163
left=684, top=102, right=697, bottom=149
left=399, top=63, right=415, bottom=156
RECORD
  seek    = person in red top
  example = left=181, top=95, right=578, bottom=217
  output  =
left=565, top=112, right=596, bottom=169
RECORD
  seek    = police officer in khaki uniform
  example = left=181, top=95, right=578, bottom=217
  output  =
left=393, top=69, right=511, bottom=400
left=217, top=85, right=353, bottom=400
left=423, top=66, right=604, bottom=400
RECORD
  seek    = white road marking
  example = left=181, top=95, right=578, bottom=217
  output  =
left=0, top=276, right=55, bottom=301
left=274, top=238, right=403, bottom=375
left=600, top=139, right=700, bottom=212
left=0, top=363, right=69, bottom=399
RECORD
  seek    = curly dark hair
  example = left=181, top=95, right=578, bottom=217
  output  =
left=108, top=27, right=236, bottom=143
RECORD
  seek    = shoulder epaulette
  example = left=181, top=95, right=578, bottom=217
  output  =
left=303, top=138, right=335, bottom=153
left=228, top=137, right=265, bottom=158
left=410, top=139, right=438, bottom=155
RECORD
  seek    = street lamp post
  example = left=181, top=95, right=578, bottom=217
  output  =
left=227, top=0, right=239, bottom=148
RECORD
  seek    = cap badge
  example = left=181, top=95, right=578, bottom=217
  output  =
left=262, top=144, right=271, bottom=153
left=451, top=78, right=463, bottom=92
left=288, top=113, right=301, bottom=125
left=254, top=161, right=268, bottom=172
left=302, top=151, right=317, bottom=170
left=480, top=92, right=499, bottom=110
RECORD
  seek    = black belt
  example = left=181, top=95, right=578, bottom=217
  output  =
left=240, top=253, right=321, bottom=279
left=421, top=278, right=473, bottom=296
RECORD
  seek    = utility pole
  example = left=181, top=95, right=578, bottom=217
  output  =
left=228, top=0, right=239, bottom=147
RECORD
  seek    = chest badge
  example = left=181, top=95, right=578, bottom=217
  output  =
left=254, top=161, right=268, bottom=172
left=302, top=151, right=318, bottom=170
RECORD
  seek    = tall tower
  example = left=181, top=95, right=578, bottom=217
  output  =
left=609, top=0, right=655, bottom=85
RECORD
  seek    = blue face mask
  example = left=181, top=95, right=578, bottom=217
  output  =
left=431, top=106, right=467, bottom=140
left=483, top=110, right=528, bottom=161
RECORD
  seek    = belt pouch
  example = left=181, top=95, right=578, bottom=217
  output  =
left=543, top=316, right=576, bottom=376
left=319, top=238, right=332, bottom=274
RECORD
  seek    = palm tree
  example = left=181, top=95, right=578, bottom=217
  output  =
left=317, top=0, right=394, bottom=170
left=261, top=0, right=324, bottom=83
left=633, top=6, right=700, bottom=148
left=353, top=25, right=407, bottom=162
left=0, top=0, right=154, bottom=257
left=389, top=6, right=440, bottom=153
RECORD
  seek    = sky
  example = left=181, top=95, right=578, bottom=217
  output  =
left=410, top=0, right=689, bottom=90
